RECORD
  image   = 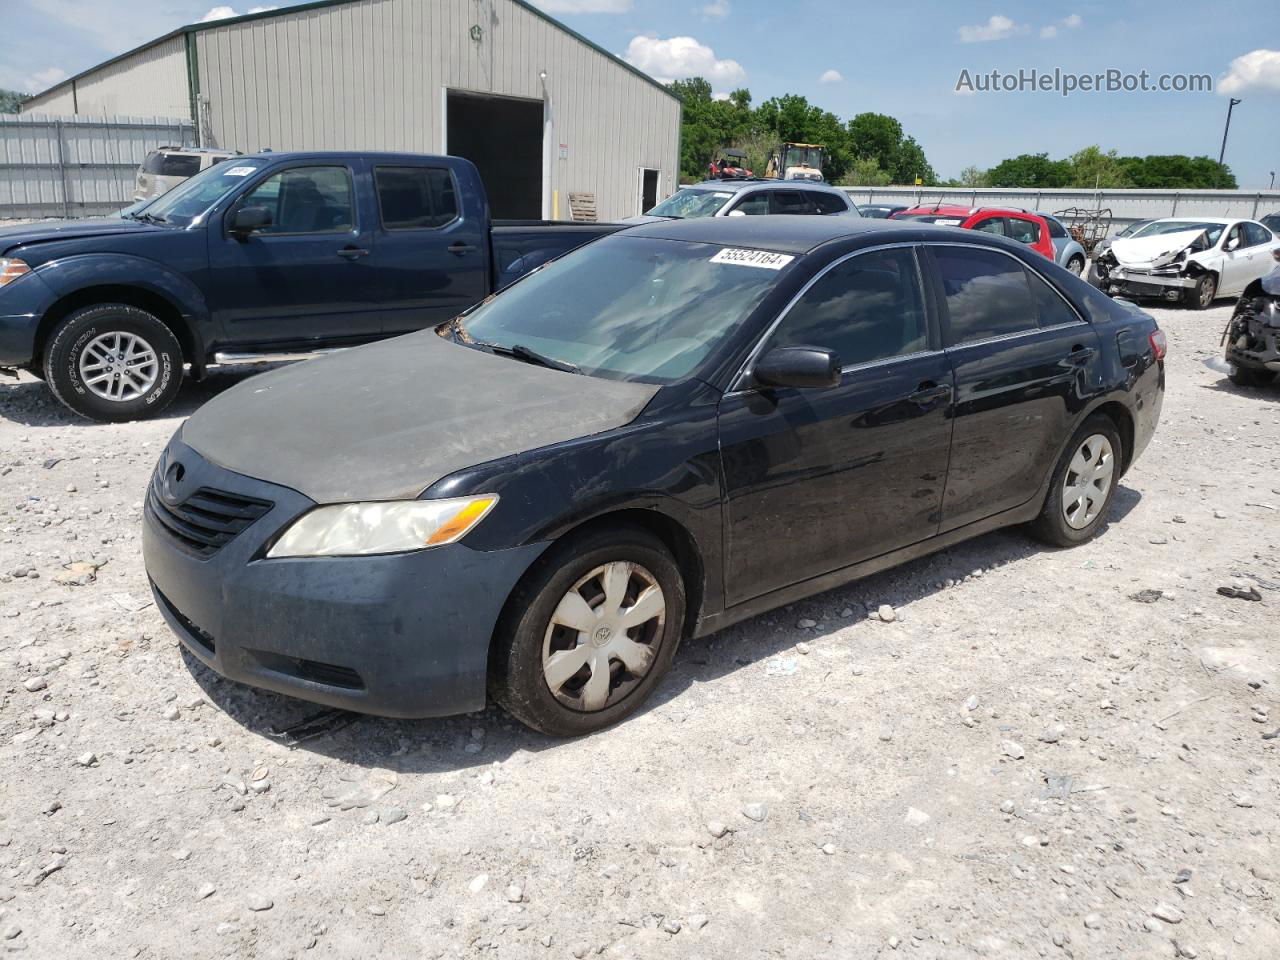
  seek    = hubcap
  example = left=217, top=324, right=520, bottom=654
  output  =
left=1061, top=433, right=1114, bottom=530
left=541, top=561, right=665, bottom=713
left=78, top=331, right=159, bottom=402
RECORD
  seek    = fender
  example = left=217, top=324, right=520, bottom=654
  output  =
left=32, top=253, right=215, bottom=371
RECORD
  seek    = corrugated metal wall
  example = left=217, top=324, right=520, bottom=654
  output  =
left=194, top=0, right=681, bottom=220
left=843, top=186, right=1280, bottom=228
left=0, top=114, right=195, bottom=219
left=20, top=36, right=191, bottom=121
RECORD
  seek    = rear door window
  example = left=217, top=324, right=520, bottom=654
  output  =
left=807, top=191, right=848, bottom=215
left=374, top=166, right=459, bottom=229
left=931, top=246, right=1038, bottom=345
left=770, top=191, right=813, bottom=215
left=766, top=247, right=929, bottom=367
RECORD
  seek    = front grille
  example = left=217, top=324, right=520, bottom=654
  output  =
left=147, top=473, right=273, bottom=558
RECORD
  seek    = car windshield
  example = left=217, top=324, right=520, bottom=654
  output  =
left=896, top=213, right=965, bottom=225
left=1117, top=220, right=1150, bottom=238
left=453, top=235, right=793, bottom=383
left=645, top=188, right=735, bottom=219
left=139, top=158, right=271, bottom=226
left=1131, top=220, right=1225, bottom=245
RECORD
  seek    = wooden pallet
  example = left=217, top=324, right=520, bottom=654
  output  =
left=568, top=192, right=597, bottom=222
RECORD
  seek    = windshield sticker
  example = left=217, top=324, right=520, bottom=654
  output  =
left=710, top=248, right=795, bottom=270
left=934, top=218, right=963, bottom=226
left=713, top=192, right=733, bottom=199
left=223, top=166, right=257, bottom=177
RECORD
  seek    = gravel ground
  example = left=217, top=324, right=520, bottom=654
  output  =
left=2, top=301, right=1278, bottom=960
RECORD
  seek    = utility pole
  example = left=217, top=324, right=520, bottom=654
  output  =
left=1218, top=98, right=1241, bottom=166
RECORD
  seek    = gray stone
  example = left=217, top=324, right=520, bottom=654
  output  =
left=1002, top=740, right=1026, bottom=760
left=505, top=884, right=523, bottom=903
left=797, top=618, right=816, bottom=629
left=964, top=695, right=980, bottom=712
left=162, top=706, right=180, bottom=721
left=2, top=925, right=20, bottom=941
left=741, top=802, right=768, bottom=822
left=75, top=752, right=97, bottom=767
left=687, top=914, right=708, bottom=931
left=1000, top=800, right=1015, bottom=814
left=247, top=896, right=274, bottom=912
left=1083, top=913, right=1101, bottom=929
left=904, top=807, right=930, bottom=826
left=381, top=806, right=407, bottom=825
left=706, top=820, right=728, bottom=839
left=1152, top=902, right=1183, bottom=924
left=22, top=676, right=47, bottom=692
left=197, top=883, right=216, bottom=901
left=877, top=604, right=896, bottom=623
left=661, top=918, right=681, bottom=934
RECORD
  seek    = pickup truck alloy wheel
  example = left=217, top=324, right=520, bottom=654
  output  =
left=42, top=304, right=184, bottom=423
left=541, top=561, right=665, bottom=712
left=1061, top=434, right=1114, bottom=529
left=78, top=331, right=159, bottom=402
left=491, top=525, right=686, bottom=737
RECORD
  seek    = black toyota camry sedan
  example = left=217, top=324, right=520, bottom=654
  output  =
left=144, top=216, right=1165, bottom=736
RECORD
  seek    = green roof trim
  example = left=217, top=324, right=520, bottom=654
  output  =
left=26, top=0, right=679, bottom=106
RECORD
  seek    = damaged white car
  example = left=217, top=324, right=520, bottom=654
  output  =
left=1093, top=217, right=1280, bottom=309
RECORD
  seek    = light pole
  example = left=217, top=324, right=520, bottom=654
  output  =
left=1218, top=97, right=1241, bottom=166
left=1271, top=171, right=1276, bottom=190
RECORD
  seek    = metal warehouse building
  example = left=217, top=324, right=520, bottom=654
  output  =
left=21, top=0, right=681, bottom=221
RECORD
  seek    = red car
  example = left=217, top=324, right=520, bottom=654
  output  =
left=891, top=205, right=1056, bottom=261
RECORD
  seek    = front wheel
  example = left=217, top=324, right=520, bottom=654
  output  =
left=1066, top=254, right=1085, bottom=276
left=42, top=304, right=183, bottom=422
left=1030, top=415, right=1124, bottom=548
left=1185, top=274, right=1217, bottom=310
left=491, top=525, right=686, bottom=737
left=1229, top=364, right=1277, bottom=387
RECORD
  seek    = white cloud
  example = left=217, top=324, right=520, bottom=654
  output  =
left=27, top=0, right=155, bottom=53
left=712, top=92, right=731, bottom=101
left=818, top=69, right=844, bottom=85
left=1040, top=13, right=1082, bottom=38
left=532, top=0, right=632, bottom=12
left=700, top=0, right=730, bottom=19
left=624, top=35, right=746, bottom=85
left=199, top=4, right=277, bottom=21
left=28, top=67, right=70, bottom=92
left=958, top=14, right=1023, bottom=43
left=1219, top=48, right=1280, bottom=95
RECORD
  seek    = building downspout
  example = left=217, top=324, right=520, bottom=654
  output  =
left=184, top=32, right=202, bottom=146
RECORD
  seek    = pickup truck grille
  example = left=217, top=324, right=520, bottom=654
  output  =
left=146, top=474, right=273, bottom=558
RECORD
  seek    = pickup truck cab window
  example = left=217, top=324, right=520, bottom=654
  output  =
left=238, top=166, right=355, bottom=235
left=765, top=246, right=929, bottom=367
left=374, top=166, right=459, bottom=230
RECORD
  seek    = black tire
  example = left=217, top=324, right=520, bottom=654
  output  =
left=42, top=304, right=183, bottom=422
left=490, top=525, right=686, bottom=737
left=1066, top=255, right=1085, bottom=276
left=1185, top=274, right=1217, bottom=310
left=1030, top=415, right=1124, bottom=548
left=1229, top=364, right=1277, bottom=387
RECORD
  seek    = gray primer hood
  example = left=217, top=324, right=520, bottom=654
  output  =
left=181, top=331, right=659, bottom=503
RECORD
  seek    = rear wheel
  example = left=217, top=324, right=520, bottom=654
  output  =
left=1185, top=274, right=1217, bottom=310
left=491, top=525, right=685, bottom=737
left=1066, top=254, right=1085, bottom=276
left=1229, top=364, right=1277, bottom=387
left=42, top=304, right=183, bottom=422
left=1030, top=415, right=1123, bottom=548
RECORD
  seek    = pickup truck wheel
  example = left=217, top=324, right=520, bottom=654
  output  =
left=1228, top=364, right=1277, bottom=387
left=1186, top=274, right=1217, bottom=310
left=43, top=304, right=183, bottom=423
left=491, top=525, right=685, bottom=737
left=1030, top=415, right=1123, bottom=548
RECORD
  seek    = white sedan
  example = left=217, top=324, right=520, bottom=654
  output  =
left=1093, top=217, right=1280, bottom=309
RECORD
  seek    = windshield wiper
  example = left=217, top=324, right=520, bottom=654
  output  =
left=486, top=342, right=581, bottom=374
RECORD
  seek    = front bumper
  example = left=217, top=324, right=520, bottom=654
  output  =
left=0, top=271, right=59, bottom=367
left=1103, top=268, right=1195, bottom=300
left=143, top=437, right=548, bottom=718
left=1226, top=327, right=1280, bottom=372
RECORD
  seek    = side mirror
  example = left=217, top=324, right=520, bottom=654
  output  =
left=727, top=209, right=747, bottom=217
left=230, top=205, right=272, bottom=238
left=752, top=346, right=841, bottom=390
left=1225, top=235, right=1240, bottom=251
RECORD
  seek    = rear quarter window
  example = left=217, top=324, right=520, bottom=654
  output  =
left=807, top=191, right=849, bottom=215
left=932, top=246, right=1038, bottom=344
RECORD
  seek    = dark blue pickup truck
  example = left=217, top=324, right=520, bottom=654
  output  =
left=0, top=152, right=616, bottom=421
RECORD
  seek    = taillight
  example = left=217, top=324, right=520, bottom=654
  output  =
left=1149, top=328, right=1167, bottom=360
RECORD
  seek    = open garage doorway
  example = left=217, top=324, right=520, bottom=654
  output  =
left=446, top=90, right=543, bottom=220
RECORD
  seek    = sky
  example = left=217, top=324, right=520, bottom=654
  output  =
left=3, top=0, right=1279, bottom=187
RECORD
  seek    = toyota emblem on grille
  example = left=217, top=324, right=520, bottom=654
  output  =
left=160, top=462, right=186, bottom=505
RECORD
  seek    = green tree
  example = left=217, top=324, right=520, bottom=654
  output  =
left=986, top=153, right=1072, bottom=188
left=890, top=136, right=935, bottom=185
left=958, top=165, right=990, bottom=187
left=0, top=89, right=27, bottom=114
left=668, top=78, right=755, bottom=181
left=755, top=94, right=853, bottom=181
left=841, top=156, right=892, bottom=186
left=1067, top=146, right=1132, bottom=188
left=1118, top=154, right=1236, bottom=189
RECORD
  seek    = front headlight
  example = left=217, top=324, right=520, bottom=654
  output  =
left=0, top=258, right=31, bottom=288
left=267, top=495, right=498, bottom=558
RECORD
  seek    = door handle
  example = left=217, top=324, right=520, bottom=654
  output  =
left=337, top=246, right=369, bottom=260
left=907, top=382, right=951, bottom=406
left=448, top=241, right=478, bottom=256
left=1065, top=345, right=1096, bottom=366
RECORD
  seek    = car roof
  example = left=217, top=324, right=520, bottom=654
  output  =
left=1145, top=216, right=1240, bottom=225
left=900, top=204, right=1044, bottom=219
left=685, top=179, right=847, bottom=195
left=622, top=214, right=928, bottom=254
